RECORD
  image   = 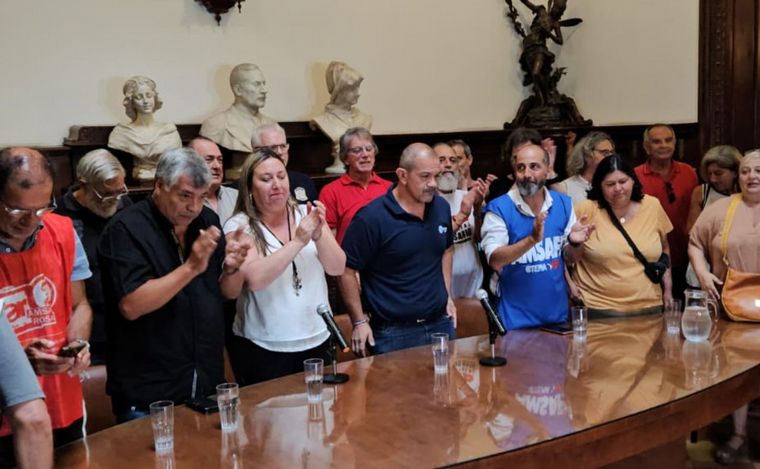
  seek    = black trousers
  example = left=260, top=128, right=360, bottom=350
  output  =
left=0, top=417, right=83, bottom=469
left=227, top=335, right=329, bottom=387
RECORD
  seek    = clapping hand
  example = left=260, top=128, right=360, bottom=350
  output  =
left=568, top=214, right=595, bottom=246
left=530, top=211, right=548, bottom=243
left=188, top=226, right=221, bottom=274
left=295, top=203, right=322, bottom=244
left=224, top=226, right=251, bottom=274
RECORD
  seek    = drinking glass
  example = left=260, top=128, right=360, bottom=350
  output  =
left=216, top=383, right=240, bottom=432
left=304, top=358, right=324, bottom=403
left=149, top=400, right=174, bottom=453
left=571, top=306, right=587, bottom=339
left=431, top=332, right=449, bottom=374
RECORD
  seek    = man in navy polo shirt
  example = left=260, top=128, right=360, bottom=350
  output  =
left=340, top=143, right=456, bottom=356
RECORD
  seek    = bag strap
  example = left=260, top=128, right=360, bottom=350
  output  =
left=700, top=183, right=711, bottom=209
left=720, top=194, right=741, bottom=268
left=604, top=206, right=651, bottom=272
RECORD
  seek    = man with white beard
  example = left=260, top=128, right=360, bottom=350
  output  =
left=481, top=144, right=593, bottom=330
left=433, top=143, right=487, bottom=298
left=55, top=149, right=132, bottom=364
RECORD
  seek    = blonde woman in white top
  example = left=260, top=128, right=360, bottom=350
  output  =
left=222, top=149, right=345, bottom=385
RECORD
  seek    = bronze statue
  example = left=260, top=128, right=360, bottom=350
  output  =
left=505, top=0, right=591, bottom=128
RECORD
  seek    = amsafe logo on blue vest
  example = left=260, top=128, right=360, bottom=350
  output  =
left=513, top=235, right=564, bottom=273
left=438, top=225, right=448, bottom=234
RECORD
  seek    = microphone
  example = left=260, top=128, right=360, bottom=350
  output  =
left=476, top=289, right=506, bottom=336
left=317, top=304, right=350, bottom=353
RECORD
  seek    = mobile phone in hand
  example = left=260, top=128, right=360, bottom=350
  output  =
left=58, top=343, right=87, bottom=357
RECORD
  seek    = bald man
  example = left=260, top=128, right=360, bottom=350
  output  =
left=190, top=137, right=239, bottom=225
left=0, top=147, right=92, bottom=467
left=340, top=143, right=456, bottom=356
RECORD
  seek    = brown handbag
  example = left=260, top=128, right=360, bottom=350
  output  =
left=720, top=194, right=760, bottom=321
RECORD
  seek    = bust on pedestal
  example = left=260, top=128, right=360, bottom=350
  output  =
left=107, top=76, right=182, bottom=183
left=200, top=63, right=276, bottom=180
left=311, top=62, right=372, bottom=174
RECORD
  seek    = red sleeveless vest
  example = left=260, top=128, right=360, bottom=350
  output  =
left=0, top=214, right=83, bottom=433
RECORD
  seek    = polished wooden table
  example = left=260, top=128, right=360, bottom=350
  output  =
left=55, top=316, right=760, bottom=468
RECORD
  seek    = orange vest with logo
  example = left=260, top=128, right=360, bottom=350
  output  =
left=0, top=214, right=83, bottom=434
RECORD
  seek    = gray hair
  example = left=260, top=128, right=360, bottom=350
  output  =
left=122, top=76, right=162, bottom=121
left=251, top=122, right=286, bottom=148
left=743, top=149, right=760, bottom=165
left=566, top=131, right=613, bottom=176
left=338, top=127, right=377, bottom=163
left=447, top=139, right=472, bottom=158
left=76, top=149, right=125, bottom=184
left=699, top=145, right=742, bottom=180
left=155, top=147, right=211, bottom=188
left=643, top=123, right=676, bottom=143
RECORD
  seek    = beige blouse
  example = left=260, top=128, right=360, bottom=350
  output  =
left=689, top=196, right=760, bottom=279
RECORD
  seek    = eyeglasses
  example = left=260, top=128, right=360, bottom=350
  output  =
left=91, top=185, right=129, bottom=202
left=347, top=145, right=375, bottom=155
left=254, top=143, right=289, bottom=153
left=0, top=198, right=57, bottom=218
left=593, top=148, right=615, bottom=157
left=664, top=182, right=676, bottom=204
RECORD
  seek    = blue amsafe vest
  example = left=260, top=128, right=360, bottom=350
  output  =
left=485, top=191, right=572, bottom=329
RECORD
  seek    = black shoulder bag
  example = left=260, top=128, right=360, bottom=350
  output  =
left=605, top=207, right=669, bottom=284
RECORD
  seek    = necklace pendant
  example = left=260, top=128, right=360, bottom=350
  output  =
left=293, top=272, right=303, bottom=295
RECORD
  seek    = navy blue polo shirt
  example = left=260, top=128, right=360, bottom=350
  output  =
left=342, top=184, right=453, bottom=322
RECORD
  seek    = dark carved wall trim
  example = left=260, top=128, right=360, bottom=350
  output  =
left=699, top=0, right=760, bottom=154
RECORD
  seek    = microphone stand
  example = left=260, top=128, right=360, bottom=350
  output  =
left=323, top=334, right=349, bottom=384
left=479, top=316, right=507, bottom=367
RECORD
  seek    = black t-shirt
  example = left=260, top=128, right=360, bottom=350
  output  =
left=98, top=198, right=226, bottom=408
left=54, top=188, right=133, bottom=364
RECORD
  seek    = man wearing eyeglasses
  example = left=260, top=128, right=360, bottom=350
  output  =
left=0, top=147, right=93, bottom=466
left=251, top=123, right=318, bottom=202
left=55, top=149, right=131, bottom=366
left=318, top=127, right=390, bottom=244
left=634, top=124, right=697, bottom=298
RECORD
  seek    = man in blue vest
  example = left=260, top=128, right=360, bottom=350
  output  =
left=481, top=143, right=593, bottom=329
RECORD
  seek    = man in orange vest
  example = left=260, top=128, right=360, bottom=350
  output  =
left=0, top=147, right=92, bottom=468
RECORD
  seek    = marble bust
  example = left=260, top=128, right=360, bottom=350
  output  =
left=311, top=62, right=373, bottom=174
left=108, top=76, right=182, bottom=182
left=200, top=63, right=276, bottom=154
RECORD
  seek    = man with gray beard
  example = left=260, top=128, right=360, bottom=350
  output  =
left=481, top=144, right=593, bottom=330
left=55, top=149, right=132, bottom=364
left=433, top=143, right=487, bottom=298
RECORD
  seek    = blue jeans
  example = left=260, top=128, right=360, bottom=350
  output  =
left=372, top=315, right=455, bottom=355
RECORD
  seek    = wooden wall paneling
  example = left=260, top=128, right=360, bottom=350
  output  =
left=699, top=0, right=732, bottom=153
left=731, top=0, right=758, bottom=151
